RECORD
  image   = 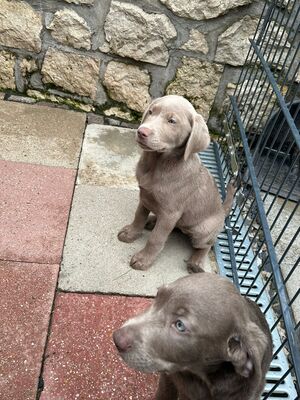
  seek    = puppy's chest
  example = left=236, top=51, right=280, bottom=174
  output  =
left=136, top=157, right=191, bottom=212
left=137, top=172, right=163, bottom=212
left=136, top=160, right=180, bottom=194
left=173, top=370, right=251, bottom=400
left=173, top=373, right=212, bottom=400
left=137, top=170, right=158, bottom=191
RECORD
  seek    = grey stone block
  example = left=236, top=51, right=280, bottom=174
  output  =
left=0, top=100, right=85, bottom=168
left=77, top=124, right=140, bottom=189
left=59, top=185, right=193, bottom=296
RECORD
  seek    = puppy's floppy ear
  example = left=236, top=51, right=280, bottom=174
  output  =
left=226, top=322, right=270, bottom=381
left=184, top=113, right=210, bottom=161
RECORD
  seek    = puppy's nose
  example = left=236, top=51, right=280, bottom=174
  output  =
left=113, top=328, right=133, bottom=353
left=137, top=126, right=151, bottom=138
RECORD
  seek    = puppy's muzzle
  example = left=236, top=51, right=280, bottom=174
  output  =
left=113, top=327, right=133, bottom=353
left=137, top=126, right=152, bottom=139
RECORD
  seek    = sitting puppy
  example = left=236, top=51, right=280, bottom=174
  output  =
left=118, top=95, right=235, bottom=272
left=113, top=273, right=272, bottom=400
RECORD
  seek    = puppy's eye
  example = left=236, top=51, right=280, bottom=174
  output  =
left=148, top=109, right=153, bottom=115
left=168, top=117, right=176, bottom=124
left=175, top=319, right=186, bottom=332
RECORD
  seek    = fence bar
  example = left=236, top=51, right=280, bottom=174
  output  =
left=250, top=39, right=300, bottom=148
left=213, top=141, right=240, bottom=289
left=230, top=95, right=300, bottom=386
left=262, top=366, right=293, bottom=399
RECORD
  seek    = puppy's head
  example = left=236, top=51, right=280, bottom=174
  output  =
left=136, top=95, right=210, bottom=160
left=113, top=273, right=272, bottom=381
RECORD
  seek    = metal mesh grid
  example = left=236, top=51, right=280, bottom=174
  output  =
left=201, top=0, right=299, bottom=397
left=200, top=145, right=298, bottom=399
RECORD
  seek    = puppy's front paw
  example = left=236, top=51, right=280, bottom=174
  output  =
left=130, top=250, right=153, bottom=271
left=118, top=225, right=141, bottom=243
left=186, top=261, right=205, bottom=274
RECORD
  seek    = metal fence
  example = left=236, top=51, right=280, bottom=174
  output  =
left=211, top=0, right=299, bottom=398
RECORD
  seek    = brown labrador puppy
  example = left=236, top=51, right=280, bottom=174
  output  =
left=113, top=273, right=273, bottom=400
left=118, top=95, right=235, bottom=272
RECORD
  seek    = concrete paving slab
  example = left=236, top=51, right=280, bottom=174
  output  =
left=58, top=185, right=215, bottom=296
left=265, top=194, right=300, bottom=323
left=0, top=100, right=85, bottom=168
left=77, top=124, right=140, bottom=189
left=0, top=261, right=58, bottom=400
left=41, top=293, right=157, bottom=400
left=0, top=160, right=76, bottom=263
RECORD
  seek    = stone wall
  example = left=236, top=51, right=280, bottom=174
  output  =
left=0, top=0, right=269, bottom=130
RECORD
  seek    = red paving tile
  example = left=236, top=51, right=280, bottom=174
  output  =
left=41, top=294, right=158, bottom=400
left=0, top=261, right=59, bottom=400
left=0, top=160, right=76, bottom=263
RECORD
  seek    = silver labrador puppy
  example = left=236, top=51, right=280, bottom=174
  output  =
left=113, top=273, right=272, bottom=400
left=118, top=95, right=235, bottom=272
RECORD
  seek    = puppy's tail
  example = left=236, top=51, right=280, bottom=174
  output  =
left=223, top=181, right=236, bottom=216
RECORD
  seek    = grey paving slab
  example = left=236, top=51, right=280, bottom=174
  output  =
left=265, top=194, right=300, bottom=323
left=59, top=185, right=215, bottom=296
left=77, top=124, right=140, bottom=189
left=0, top=100, right=86, bottom=168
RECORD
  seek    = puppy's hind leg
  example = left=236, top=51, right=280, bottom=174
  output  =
left=187, top=219, right=222, bottom=273
left=186, top=246, right=210, bottom=274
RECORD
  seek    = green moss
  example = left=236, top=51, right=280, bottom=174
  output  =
left=27, top=89, right=93, bottom=112
left=0, top=88, right=19, bottom=96
left=209, top=130, right=222, bottom=138
left=94, top=98, right=142, bottom=123
left=1, top=85, right=142, bottom=123
left=130, top=109, right=142, bottom=122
